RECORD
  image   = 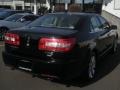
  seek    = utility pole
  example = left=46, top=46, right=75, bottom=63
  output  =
left=65, top=3, right=68, bottom=11
left=33, top=0, right=38, bottom=14
left=65, top=0, right=70, bottom=12
left=51, top=0, right=55, bottom=13
left=82, top=0, right=85, bottom=12
left=23, top=0, right=25, bottom=10
left=12, top=0, right=16, bottom=10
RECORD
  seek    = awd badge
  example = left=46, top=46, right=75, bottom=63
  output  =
left=26, top=36, right=30, bottom=46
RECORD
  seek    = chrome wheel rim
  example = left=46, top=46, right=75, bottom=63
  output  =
left=88, top=55, right=96, bottom=79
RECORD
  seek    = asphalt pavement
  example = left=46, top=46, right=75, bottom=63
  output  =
left=0, top=40, right=120, bottom=90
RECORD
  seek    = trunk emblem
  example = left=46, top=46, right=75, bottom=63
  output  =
left=26, top=36, right=30, bottom=46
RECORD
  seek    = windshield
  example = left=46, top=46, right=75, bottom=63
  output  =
left=29, top=14, right=82, bottom=29
left=5, top=14, right=23, bottom=22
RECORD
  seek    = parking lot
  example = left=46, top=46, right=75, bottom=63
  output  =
left=0, top=0, right=120, bottom=89
left=0, top=39, right=120, bottom=90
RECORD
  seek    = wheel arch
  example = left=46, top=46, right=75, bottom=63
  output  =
left=88, top=42, right=98, bottom=59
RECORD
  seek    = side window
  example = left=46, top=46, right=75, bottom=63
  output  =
left=98, top=16, right=110, bottom=30
left=91, top=17, right=101, bottom=32
left=19, top=15, right=38, bottom=22
left=22, top=15, right=37, bottom=21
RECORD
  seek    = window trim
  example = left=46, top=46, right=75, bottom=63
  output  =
left=97, top=15, right=110, bottom=30
left=90, top=16, right=102, bottom=33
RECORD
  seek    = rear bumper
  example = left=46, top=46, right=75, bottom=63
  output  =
left=2, top=51, right=86, bottom=80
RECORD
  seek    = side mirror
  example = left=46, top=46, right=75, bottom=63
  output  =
left=110, top=25, right=117, bottom=30
left=20, top=18, right=26, bottom=22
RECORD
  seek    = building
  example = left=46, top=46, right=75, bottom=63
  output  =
left=102, top=0, right=120, bottom=30
left=51, top=0, right=103, bottom=13
left=0, top=0, right=13, bottom=9
left=102, top=0, right=120, bottom=18
left=0, top=0, right=50, bottom=10
left=0, top=0, right=103, bottom=13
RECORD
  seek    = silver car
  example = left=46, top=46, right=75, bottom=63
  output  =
left=0, top=13, right=39, bottom=40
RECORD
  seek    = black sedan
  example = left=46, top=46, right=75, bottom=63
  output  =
left=2, top=12, right=118, bottom=81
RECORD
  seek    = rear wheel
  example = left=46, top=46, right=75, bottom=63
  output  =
left=85, top=52, right=97, bottom=80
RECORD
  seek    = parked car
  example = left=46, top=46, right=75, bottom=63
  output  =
left=2, top=12, right=118, bottom=81
left=0, top=8, right=8, bottom=12
left=0, top=13, right=39, bottom=40
left=0, top=9, right=28, bottom=20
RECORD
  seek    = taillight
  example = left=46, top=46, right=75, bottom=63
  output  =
left=38, top=38, right=76, bottom=52
left=5, top=33, right=20, bottom=46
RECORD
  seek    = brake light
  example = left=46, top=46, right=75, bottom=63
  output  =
left=38, top=38, right=76, bottom=52
left=5, top=33, right=20, bottom=46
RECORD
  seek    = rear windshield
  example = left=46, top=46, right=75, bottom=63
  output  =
left=29, top=14, right=85, bottom=29
left=5, top=14, right=23, bottom=22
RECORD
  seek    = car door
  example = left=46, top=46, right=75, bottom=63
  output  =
left=90, top=16, right=108, bottom=55
left=97, top=16, right=114, bottom=48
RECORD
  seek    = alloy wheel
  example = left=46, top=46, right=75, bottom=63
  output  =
left=88, top=54, right=96, bottom=79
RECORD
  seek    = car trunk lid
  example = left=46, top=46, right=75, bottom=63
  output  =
left=5, top=27, right=77, bottom=59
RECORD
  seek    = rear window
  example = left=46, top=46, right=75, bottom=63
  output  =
left=29, top=14, right=85, bottom=29
left=5, top=14, right=23, bottom=22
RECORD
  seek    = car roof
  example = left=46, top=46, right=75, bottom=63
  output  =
left=15, top=13, right=33, bottom=15
left=49, top=12, right=99, bottom=17
left=14, top=13, right=39, bottom=16
left=3, top=9, right=24, bottom=12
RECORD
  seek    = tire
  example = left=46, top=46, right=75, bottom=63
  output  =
left=87, top=52, right=97, bottom=80
left=0, top=27, right=8, bottom=40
